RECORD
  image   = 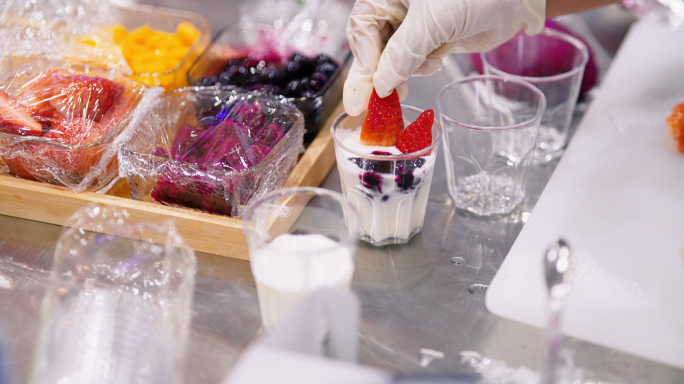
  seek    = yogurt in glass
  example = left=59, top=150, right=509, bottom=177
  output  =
left=331, top=106, right=442, bottom=246
left=242, top=187, right=360, bottom=330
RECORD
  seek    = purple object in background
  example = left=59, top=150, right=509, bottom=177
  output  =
left=471, top=19, right=598, bottom=96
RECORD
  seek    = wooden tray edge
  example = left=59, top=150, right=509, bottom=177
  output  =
left=0, top=102, right=342, bottom=260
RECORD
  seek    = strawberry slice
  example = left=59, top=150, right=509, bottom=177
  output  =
left=50, top=76, right=123, bottom=123
left=13, top=69, right=69, bottom=123
left=360, top=88, right=404, bottom=146
left=396, top=109, right=434, bottom=154
left=0, top=90, right=43, bottom=136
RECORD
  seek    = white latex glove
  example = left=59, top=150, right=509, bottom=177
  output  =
left=343, top=0, right=546, bottom=116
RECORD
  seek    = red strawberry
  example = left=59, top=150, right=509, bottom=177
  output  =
left=360, top=88, right=404, bottom=146
left=0, top=90, right=43, bottom=136
left=13, top=69, right=69, bottom=123
left=44, top=118, right=107, bottom=146
left=396, top=109, right=434, bottom=154
left=50, top=76, right=123, bottom=123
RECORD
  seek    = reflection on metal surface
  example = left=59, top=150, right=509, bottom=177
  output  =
left=419, top=349, right=445, bottom=368
left=450, top=257, right=465, bottom=266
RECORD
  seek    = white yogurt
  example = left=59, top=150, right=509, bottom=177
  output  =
left=251, top=233, right=354, bottom=330
left=334, top=127, right=437, bottom=245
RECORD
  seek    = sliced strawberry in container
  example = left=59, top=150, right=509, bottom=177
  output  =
left=396, top=109, right=434, bottom=154
left=360, top=89, right=404, bottom=147
left=50, top=76, right=124, bottom=122
left=13, top=69, right=69, bottom=124
left=0, top=90, right=43, bottom=136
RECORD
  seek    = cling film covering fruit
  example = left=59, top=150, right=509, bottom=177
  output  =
left=78, top=20, right=207, bottom=91
left=0, top=60, right=163, bottom=192
left=119, top=88, right=305, bottom=217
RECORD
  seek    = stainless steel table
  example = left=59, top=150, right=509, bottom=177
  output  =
left=1, top=3, right=683, bottom=384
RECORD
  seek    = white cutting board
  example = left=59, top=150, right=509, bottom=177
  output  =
left=486, top=18, right=684, bottom=369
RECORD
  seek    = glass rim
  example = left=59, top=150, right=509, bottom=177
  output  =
left=480, top=28, right=590, bottom=83
left=436, top=75, right=547, bottom=132
left=330, top=105, right=443, bottom=160
left=242, top=186, right=361, bottom=256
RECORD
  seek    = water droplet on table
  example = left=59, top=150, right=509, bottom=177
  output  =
left=450, top=257, right=465, bottom=265
left=468, top=283, right=489, bottom=294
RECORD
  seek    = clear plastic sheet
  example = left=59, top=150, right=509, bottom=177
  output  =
left=0, top=0, right=128, bottom=69
left=0, top=59, right=163, bottom=192
left=119, top=87, right=305, bottom=217
left=31, top=204, right=196, bottom=384
left=621, top=0, right=684, bottom=28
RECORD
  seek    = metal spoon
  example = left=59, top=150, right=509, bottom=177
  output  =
left=543, top=239, right=574, bottom=384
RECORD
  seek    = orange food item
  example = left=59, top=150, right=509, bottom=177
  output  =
left=666, top=102, right=684, bottom=154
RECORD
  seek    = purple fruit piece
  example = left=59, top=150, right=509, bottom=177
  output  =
left=153, top=147, right=170, bottom=158
left=152, top=164, right=234, bottom=216
left=200, top=119, right=255, bottom=171
left=249, top=142, right=272, bottom=166
left=232, top=100, right=266, bottom=131
left=371, top=151, right=392, bottom=155
left=359, top=172, right=382, bottom=194
left=253, top=122, right=285, bottom=148
left=171, top=122, right=208, bottom=161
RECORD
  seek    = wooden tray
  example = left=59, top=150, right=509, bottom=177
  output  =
left=0, top=103, right=342, bottom=260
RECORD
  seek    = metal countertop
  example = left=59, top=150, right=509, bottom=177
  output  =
left=1, top=3, right=683, bottom=384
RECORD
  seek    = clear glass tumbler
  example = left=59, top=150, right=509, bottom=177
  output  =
left=242, top=187, right=360, bottom=330
left=31, top=205, right=197, bottom=384
left=481, top=28, right=588, bottom=163
left=331, top=106, right=442, bottom=246
left=437, top=75, right=546, bottom=217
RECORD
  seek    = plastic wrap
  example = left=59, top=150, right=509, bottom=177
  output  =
left=0, top=0, right=124, bottom=67
left=187, top=21, right=351, bottom=138
left=119, top=87, right=305, bottom=217
left=32, top=204, right=196, bottom=384
left=0, top=59, right=163, bottom=192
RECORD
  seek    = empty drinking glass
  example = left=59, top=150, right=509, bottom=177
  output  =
left=437, top=75, right=546, bottom=216
left=481, top=28, right=589, bottom=163
left=242, top=187, right=361, bottom=330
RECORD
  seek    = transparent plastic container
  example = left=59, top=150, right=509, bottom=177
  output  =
left=0, top=59, right=156, bottom=192
left=187, top=22, right=351, bottom=138
left=31, top=204, right=196, bottom=384
left=109, top=3, right=211, bottom=92
left=119, top=87, right=305, bottom=217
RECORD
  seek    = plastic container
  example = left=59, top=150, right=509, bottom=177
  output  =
left=187, top=22, right=351, bottom=138
left=119, top=87, right=305, bottom=217
left=108, top=3, right=211, bottom=92
left=0, top=59, right=160, bottom=192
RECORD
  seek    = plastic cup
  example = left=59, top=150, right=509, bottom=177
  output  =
left=330, top=106, right=442, bottom=246
left=242, top=187, right=360, bottom=330
left=31, top=205, right=196, bottom=384
left=481, top=28, right=588, bottom=163
left=437, top=75, right=546, bottom=217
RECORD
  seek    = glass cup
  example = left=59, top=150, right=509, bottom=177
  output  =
left=242, top=187, right=360, bottom=330
left=330, top=106, right=443, bottom=246
left=437, top=75, right=546, bottom=217
left=481, top=28, right=589, bottom=163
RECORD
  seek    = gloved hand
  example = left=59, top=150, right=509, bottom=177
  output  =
left=343, top=0, right=546, bottom=116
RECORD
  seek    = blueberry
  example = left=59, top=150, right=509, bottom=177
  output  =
left=199, top=77, right=216, bottom=86
left=381, top=195, right=389, bottom=202
left=301, top=90, right=317, bottom=98
left=316, top=53, right=334, bottom=65
left=359, top=172, right=383, bottom=193
left=300, top=77, right=311, bottom=89
left=395, top=172, right=415, bottom=191
left=285, top=61, right=301, bottom=76
left=257, top=84, right=282, bottom=95
left=371, top=151, right=392, bottom=156
left=284, top=79, right=303, bottom=96
left=348, top=158, right=393, bottom=174
left=218, top=72, right=233, bottom=85
left=317, top=62, right=337, bottom=77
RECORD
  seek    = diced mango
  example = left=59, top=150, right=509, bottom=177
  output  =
left=176, top=21, right=201, bottom=45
